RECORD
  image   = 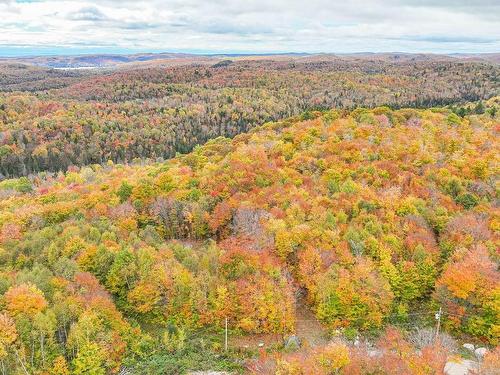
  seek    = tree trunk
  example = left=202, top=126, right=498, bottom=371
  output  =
left=30, top=340, right=34, bottom=368
left=40, top=334, right=45, bottom=367
left=14, top=349, right=30, bottom=375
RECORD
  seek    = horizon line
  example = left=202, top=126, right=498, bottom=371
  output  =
left=1, top=49, right=498, bottom=59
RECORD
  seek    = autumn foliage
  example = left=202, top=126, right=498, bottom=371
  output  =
left=0, top=96, right=498, bottom=373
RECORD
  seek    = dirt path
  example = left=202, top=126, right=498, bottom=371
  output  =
left=230, top=332, right=282, bottom=350
left=230, top=298, right=328, bottom=350
left=294, top=299, right=329, bottom=347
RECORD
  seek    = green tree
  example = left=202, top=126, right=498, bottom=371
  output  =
left=473, top=101, right=485, bottom=114
left=72, top=342, right=106, bottom=375
left=33, top=310, right=57, bottom=368
left=116, top=181, right=133, bottom=203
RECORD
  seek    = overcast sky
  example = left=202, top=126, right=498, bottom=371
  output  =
left=0, top=0, right=499, bottom=56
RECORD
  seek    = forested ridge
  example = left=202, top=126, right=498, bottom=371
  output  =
left=0, top=99, right=498, bottom=373
left=1, top=57, right=498, bottom=177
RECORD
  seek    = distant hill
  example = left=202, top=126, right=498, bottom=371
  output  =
left=0, top=52, right=211, bottom=69
left=1, top=55, right=498, bottom=177
left=0, top=63, right=88, bottom=91
left=1, top=52, right=499, bottom=69
left=448, top=53, right=500, bottom=64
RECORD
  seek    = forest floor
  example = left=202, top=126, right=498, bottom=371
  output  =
left=294, top=298, right=329, bottom=348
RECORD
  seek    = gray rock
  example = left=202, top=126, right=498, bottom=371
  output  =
left=444, top=359, right=478, bottom=375
left=354, top=336, right=360, bottom=347
left=474, top=347, right=488, bottom=358
left=462, top=343, right=475, bottom=352
left=284, top=335, right=301, bottom=351
left=368, top=349, right=382, bottom=358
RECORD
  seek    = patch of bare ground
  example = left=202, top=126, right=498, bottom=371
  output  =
left=294, top=298, right=329, bottom=348
left=230, top=296, right=328, bottom=351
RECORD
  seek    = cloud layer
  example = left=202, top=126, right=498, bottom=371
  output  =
left=1, top=0, right=499, bottom=55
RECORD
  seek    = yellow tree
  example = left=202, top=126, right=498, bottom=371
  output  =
left=0, top=312, right=17, bottom=364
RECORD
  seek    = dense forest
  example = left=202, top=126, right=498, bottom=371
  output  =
left=0, top=97, right=498, bottom=373
left=1, top=56, right=499, bottom=177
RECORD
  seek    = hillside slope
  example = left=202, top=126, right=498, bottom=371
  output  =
left=1, top=57, right=498, bottom=177
left=0, top=102, right=498, bottom=373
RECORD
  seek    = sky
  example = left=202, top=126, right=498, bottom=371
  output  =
left=0, top=0, right=499, bottom=56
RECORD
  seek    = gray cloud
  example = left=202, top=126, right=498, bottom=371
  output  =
left=120, top=21, right=163, bottom=30
left=67, top=6, right=108, bottom=21
left=0, top=0, right=499, bottom=55
left=392, top=35, right=498, bottom=44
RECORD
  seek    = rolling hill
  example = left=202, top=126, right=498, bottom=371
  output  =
left=0, top=101, right=498, bottom=373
